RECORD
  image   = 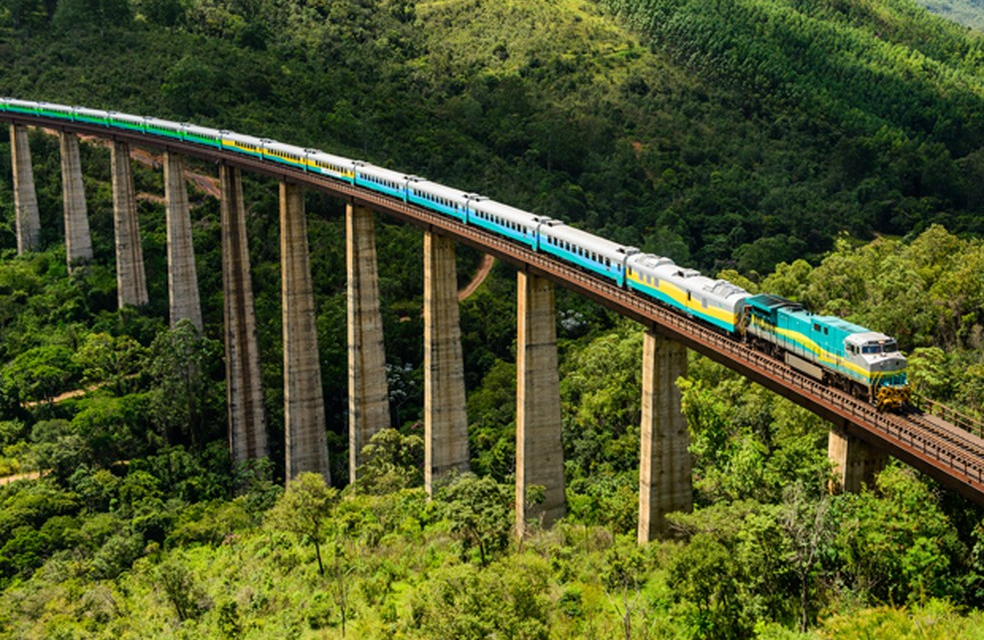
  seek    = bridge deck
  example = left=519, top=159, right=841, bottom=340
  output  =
left=5, top=113, right=983, bottom=504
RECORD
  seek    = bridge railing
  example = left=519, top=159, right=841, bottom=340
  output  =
left=915, top=395, right=984, bottom=440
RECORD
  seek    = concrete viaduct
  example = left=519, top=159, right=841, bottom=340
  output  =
left=4, top=113, right=984, bottom=545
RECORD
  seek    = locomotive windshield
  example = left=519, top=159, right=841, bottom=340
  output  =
left=861, top=340, right=898, bottom=354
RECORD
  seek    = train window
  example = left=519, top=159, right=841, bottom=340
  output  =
left=824, top=327, right=829, bottom=335
left=813, top=323, right=821, bottom=332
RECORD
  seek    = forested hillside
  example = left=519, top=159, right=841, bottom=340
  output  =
left=0, top=0, right=983, bottom=637
left=919, top=0, right=984, bottom=30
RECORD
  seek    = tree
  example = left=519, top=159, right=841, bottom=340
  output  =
left=351, top=428, right=424, bottom=494
left=830, top=466, right=962, bottom=604
left=780, top=484, right=832, bottom=631
left=157, top=554, right=210, bottom=622
left=437, top=473, right=512, bottom=566
left=52, top=0, right=131, bottom=35
left=2, top=345, right=77, bottom=407
left=265, top=472, right=336, bottom=576
left=148, top=320, right=223, bottom=447
left=72, top=332, right=146, bottom=395
left=668, top=532, right=747, bottom=640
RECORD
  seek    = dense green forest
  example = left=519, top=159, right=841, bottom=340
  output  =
left=0, top=0, right=983, bottom=637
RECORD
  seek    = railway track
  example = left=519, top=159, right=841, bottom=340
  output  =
left=7, top=114, right=984, bottom=503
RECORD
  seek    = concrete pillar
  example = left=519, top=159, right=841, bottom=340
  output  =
left=828, top=427, right=888, bottom=494
left=424, top=232, right=469, bottom=496
left=280, top=182, right=331, bottom=482
left=516, top=271, right=565, bottom=536
left=110, top=140, right=148, bottom=307
left=281, top=182, right=330, bottom=482
left=347, top=202, right=391, bottom=482
left=220, top=164, right=268, bottom=465
left=164, top=152, right=203, bottom=330
left=10, top=125, right=40, bottom=254
left=59, top=132, right=93, bottom=267
left=638, top=331, right=692, bottom=543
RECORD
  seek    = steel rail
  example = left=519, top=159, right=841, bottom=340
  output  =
left=6, top=113, right=984, bottom=504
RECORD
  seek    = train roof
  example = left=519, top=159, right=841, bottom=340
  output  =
left=108, top=111, right=144, bottom=124
left=813, top=315, right=870, bottom=335
left=357, top=163, right=409, bottom=183
left=409, top=179, right=469, bottom=201
left=72, top=106, right=107, bottom=118
left=262, top=139, right=297, bottom=152
left=470, top=198, right=541, bottom=226
left=308, top=149, right=355, bottom=167
left=540, top=223, right=637, bottom=260
left=4, top=98, right=39, bottom=109
left=182, top=123, right=222, bottom=138
left=222, top=130, right=263, bottom=145
left=745, top=293, right=804, bottom=312
left=627, top=253, right=676, bottom=270
left=747, top=294, right=883, bottom=336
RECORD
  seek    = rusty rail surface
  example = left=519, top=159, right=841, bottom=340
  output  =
left=6, top=114, right=984, bottom=504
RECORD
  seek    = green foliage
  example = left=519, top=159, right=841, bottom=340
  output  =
left=436, top=472, right=513, bottom=567
left=72, top=331, right=146, bottom=395
left=829, top=465, right=965, bottom=605
left=265, top=471, right=336, bottom=575
left=2, top=344, right=77, bottom=406
left=411, top=554, right=552, bottom=640
left=147, top=320, right=224, bottom=448
left=669, top=531, right=748, bottom=640
left=52, top=0, right=130, bottom=35
left=467, top=358, right=517, bottom=480
left=351, top=428, right=424, bottom=495
left=818, top=599, right=984, bottom=639
left=157, top=553, right=212, bottom=622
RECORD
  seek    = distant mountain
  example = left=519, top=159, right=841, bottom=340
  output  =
left=919, top=0, right=984, bottom=30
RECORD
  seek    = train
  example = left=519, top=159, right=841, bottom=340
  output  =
left=0, top=98, right=910, bottom=410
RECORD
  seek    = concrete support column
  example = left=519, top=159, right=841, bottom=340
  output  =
left=59, top=131, right=93, bottom=267
left=828, top=427, right=888, bottom=494
left=638, top=331, right=692, bottom=543
left=516, top=272, right=565, bottom=536
left=164, top=152, right=203, bottom=330
left=10, top=125, right=40, bottom=254
left=220, top=164, right=268, bottom=465
left=423, top=232, right=469, bottom=496
left=281, top=182, right=330, bottom=482
left=347, top=203, right=391, bottom=482
left=110, top=140, right=148, bottom=307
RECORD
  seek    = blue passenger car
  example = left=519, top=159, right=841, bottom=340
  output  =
left=468, top=199, right=540, bottom=249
